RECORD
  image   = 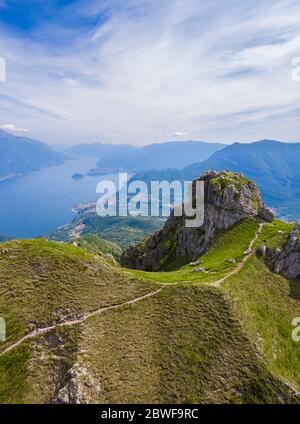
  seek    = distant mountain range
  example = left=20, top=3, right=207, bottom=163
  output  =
left=95, top=140, right=225, bottom=171
left=2, top=132, right=300, bottom=220
left=0, top=130, right=67, bottom=181
left=129, top=140, right=300, bottom=221
left=67, top=142, right=138, bottom=158
left=0, top=234, right=12, bottom=242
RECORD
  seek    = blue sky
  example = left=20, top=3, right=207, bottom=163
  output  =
left=0, top=0, right=300, bottom=145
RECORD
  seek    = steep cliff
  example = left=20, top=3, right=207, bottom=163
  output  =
left=122, top=171, right=274, bottom=271
left=261, top=224, right=300, bottom=283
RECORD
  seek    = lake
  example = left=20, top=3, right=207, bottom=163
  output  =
left=0, top=157, right=119, bottom=238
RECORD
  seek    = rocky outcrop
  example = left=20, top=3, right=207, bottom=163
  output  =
left=54, top=364, right=100, bottom=404
left=122, top=171, right=274, bottom=271
left=263, top=224, right=300, bottom=283
left=258, top=204, right=275, bottom=223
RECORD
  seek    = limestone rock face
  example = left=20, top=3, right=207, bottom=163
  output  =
left=53, top=364, right=100, bottom=404
left=266, top=224, right=300, bottom=283
left=122, top=171, right=274, bottom=271
left=258, top=204, right=275, bottom=223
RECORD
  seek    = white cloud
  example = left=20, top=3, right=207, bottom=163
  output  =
left=0, top=0, right=300, bottom=145
left=173, top=131, right=188, bottom=137
left=0, top=123, right=29, bottom=133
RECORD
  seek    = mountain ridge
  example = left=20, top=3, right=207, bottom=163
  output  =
left=0, top=130, right=67, bottom=181
left=122, top=171, right=274, bottom=271
left=96, top=140, right=226, bottom=171
left=1, top=208, right=299, bottom=403
left=128, top=139, right=300, bottom=220
left=67, top=142, right=138, bottom=158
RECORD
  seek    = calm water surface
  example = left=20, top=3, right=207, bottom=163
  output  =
left=0, top=157, right=118, bottom=238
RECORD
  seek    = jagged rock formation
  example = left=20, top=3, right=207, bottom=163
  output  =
left=53, top=364, right=100, bottom=404
left=262, top=224, right=300, bottom=283
left=122, top=171, right=274, bottom=271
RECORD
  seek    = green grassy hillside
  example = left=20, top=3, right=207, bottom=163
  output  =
left=128, top=218, right=259, bottom=283
left=0, top=220, right=299, bottom=404
left=0, top=239, right=155, bottom=352
left=48, top=215, right=164, bottom=249
left=39, top=287, right=296, bottom=404
left=74, top=235, right=122, bottom=262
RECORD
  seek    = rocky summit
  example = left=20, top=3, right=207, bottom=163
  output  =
left=122, top=171, right=274, bottom=271
left=262, top=224, right=300, bottom=283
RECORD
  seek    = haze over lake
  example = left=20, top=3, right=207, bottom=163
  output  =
left=0, top=157, right=118, bottom=238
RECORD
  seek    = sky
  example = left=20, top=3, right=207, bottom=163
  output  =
left=0, top=0, right=300, bottom=146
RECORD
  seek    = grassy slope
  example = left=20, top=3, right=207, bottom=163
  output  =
left=223, top=221, right=300, bottom=391
left=0, top=238, right=156, bottom=403
left=0, top=344, right=31, bottom=403
left=4, top=287, right=296, bottom=404
left=128, top=218, right=259, bottom=283
left=54, top=287, right=292, bottom=402
left=223, top=256, right=300, bottom=392
left=62, top=286, right=296, bottom=404
left=0, top=219, right=299, bottom=403
left=0, top=239, right=155, bottom=348
left=48, top=215, right=164, bottom=249
left=124, top=219, right=300, bottom=395
left=254, top=219, right=294, bottom=250
left=75, top=234, right=122, bottom=262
